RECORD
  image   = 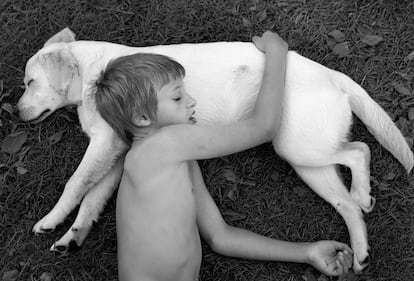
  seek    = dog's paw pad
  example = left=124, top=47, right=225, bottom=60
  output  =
left=68, top=240, right=81, bottom=253
left=55, top=245, right=67, bottom=252
left=361, top=197, right=376, bottom=213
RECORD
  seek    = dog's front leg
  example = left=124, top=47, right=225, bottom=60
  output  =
left=33, top=132, right=126, bottom=234
left=50, top=156, right=124, bottom=254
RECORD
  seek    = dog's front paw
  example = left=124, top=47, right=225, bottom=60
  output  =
left=50, top=225, right=92, bottom=255
left=353, top=249, right=370, bottom=274
left=33, top=215, right=60, bottom=234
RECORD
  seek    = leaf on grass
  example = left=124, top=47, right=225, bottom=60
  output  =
left=328, top=29, right=346, bottom=43
left=396, top=71, right=414, bottom=81
left=404, top=51, right=414, bottom=61
left=1, top=103, right=14, bottom=115
left=40, top=272, right=52, bottom=281
left=397, top=117, right=409, bottom=134
left=16, top=166, right=28, bottom=175
left=383, top=172, right=396, bottom=180
left=393, top=83, right=411, bottom=96
left=332, top=42, right=350, bottom=57
left=293, top=186, right=307, bottom=197
left=223, top=168, right=237, bottom=182
left=227, top=186, right=237, bottom=201
left=242, top=17, right=251, bottom=27
left=48, top=131, right=63, bottom=145
left=408, top=108, right=414, bottom=121
left=1, top=131, right=28, bottom=154
left=362, top=34, right=384, bottom=46
left=257, top=9, right=267, bottom=22
left=2, top=270, right=19, bottom=281
left=326, top=37, right=337, bottom=50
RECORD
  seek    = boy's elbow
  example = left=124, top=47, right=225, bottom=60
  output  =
left=204, top=225, right=231, bottom=254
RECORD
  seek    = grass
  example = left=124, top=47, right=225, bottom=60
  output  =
left=1, top=0, right=414, bottom=280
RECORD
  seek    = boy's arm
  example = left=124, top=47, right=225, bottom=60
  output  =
left=190, top=162, right=353, bottom=276
left=149, top=32, right=287, bottom=163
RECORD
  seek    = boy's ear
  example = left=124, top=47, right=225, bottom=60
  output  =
left=135, top=115, right=152, bottom=127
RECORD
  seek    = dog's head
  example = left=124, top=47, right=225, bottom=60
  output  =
left=17, top=28, right=81, bottom=123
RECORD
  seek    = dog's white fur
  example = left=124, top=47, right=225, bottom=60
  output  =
left=18, top=28, right=413, bottom=273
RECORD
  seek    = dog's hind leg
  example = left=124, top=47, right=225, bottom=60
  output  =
left=333, top=141, right=375, bottom=213
left=50, top=157, right=124, bottom=255
left=293, top=165, right=369, bottom=274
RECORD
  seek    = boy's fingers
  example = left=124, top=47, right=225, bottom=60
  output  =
left=335, top=260, right=344, bottom=275
left=338, top=253, right=350, bottom=273
left=335, top=242, right=353, bottom=253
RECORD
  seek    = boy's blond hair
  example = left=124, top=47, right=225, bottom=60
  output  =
left=94, top=53, right=185, bottom=144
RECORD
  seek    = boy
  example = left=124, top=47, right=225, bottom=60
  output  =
left=94, top=32, right=353, bottom=281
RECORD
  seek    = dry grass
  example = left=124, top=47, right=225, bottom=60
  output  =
left=1, top=0, right=414, bottom=280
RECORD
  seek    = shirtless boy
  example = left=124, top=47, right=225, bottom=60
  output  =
left=94, top=31, right=353, bottom=281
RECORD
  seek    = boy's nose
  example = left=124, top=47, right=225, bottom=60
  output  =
left=187, top=96, right=196, bottom=108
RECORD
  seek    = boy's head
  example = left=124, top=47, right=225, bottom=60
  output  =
left=94, top=53, right=187, bottom=145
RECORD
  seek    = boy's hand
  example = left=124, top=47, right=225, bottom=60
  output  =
left=252, top=31, right=288, bottom=53
left=306, top=241, right=353, bottom=276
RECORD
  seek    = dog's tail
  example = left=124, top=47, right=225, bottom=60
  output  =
left=336, top=72, right=414, bottom=172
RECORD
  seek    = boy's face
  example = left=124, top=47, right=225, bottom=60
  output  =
left=155, top=79, right=197, bottom=127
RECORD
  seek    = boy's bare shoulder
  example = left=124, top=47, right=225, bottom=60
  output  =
left=125, top=125, right=185, bottom=167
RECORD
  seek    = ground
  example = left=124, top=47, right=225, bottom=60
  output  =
left=0, top=0, right=413, bottom=281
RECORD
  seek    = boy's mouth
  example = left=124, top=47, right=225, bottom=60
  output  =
left=189, top=111, right=196, bottom=123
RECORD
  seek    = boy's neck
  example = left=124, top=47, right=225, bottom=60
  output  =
left=131, top=124, right=159, bottom=143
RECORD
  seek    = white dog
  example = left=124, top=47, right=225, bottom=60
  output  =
left=17, top=28, right=413, bottom=273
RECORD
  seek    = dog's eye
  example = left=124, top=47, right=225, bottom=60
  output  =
left=173, top=97, right=182, bottom=101
left=27, top=79, right=34, bottom=86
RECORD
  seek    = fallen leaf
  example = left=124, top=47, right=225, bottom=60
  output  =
left=393, top=84, right=411, bottom=96
left=404, top=51, right=414, bottom=61
left=408, top=108, right=414, bottom=121
left=326, top=37, right=337, bottom=50
left=16, top=166, right=28, bottom=175
left=293, top=186, right=307, bottom=197
left=383, top=172, right=396, bottom=180
left=332, top=42, right=351, bottom=57
left=1, top=103, right=14, bottom=115
left=223, top=169, right=237, bottom=182
left=242, top=17, right=251, bottom=27
left=48, top=131, right=63, bottom=145
left=2, top=270, right=19, bottom=281
left=328, top=29, right=346, bottom=43
left=257, top=9, right=267, bottom=22
left=362, top=34, right=384, bottom=46
left=1, top=131, right=28, bottom=154
left=227, top=186, right=237, bottom=201
left=39, top=272, right=52, bottom=281
left=396, top=71, right=414, bottom=81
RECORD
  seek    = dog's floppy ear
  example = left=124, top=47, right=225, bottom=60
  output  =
left=44, top=27, right=76, bottom=47
left=39, top=49, right=79, bottom=97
